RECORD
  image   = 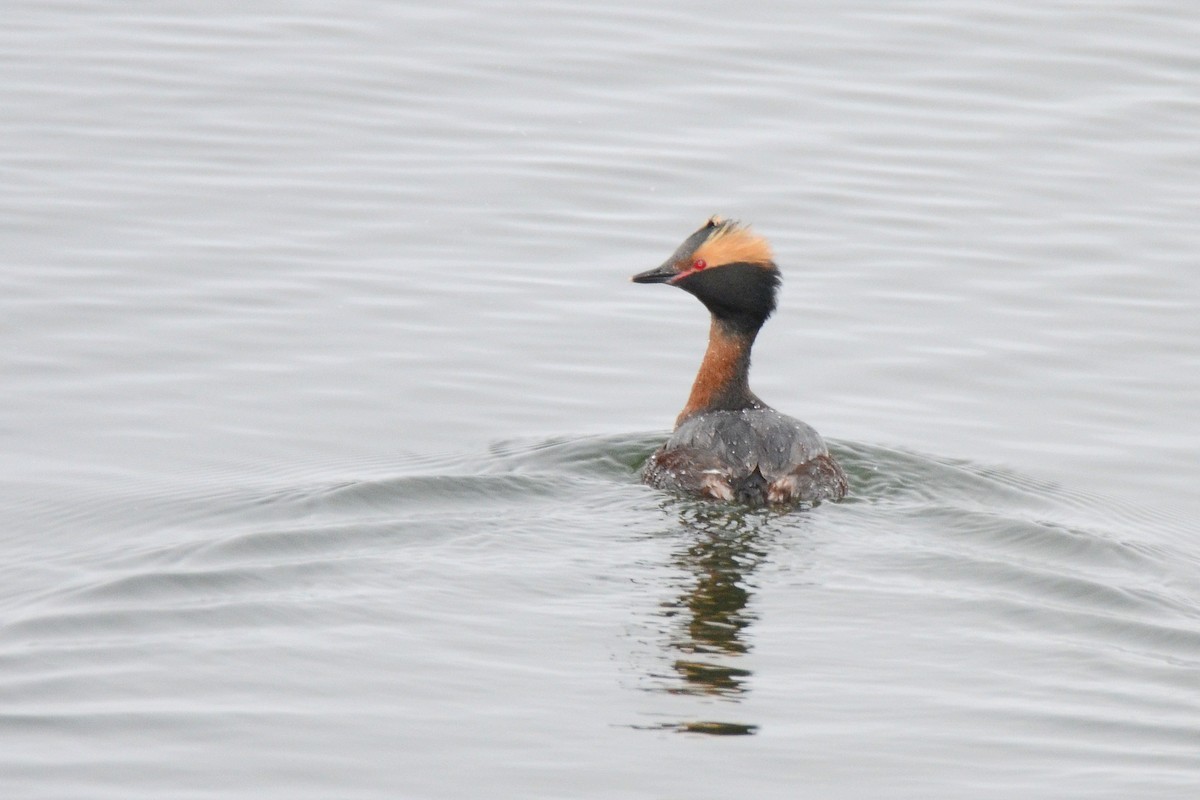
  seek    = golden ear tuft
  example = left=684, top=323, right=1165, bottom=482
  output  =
left=693, top=220, right=775, bottom=268
left=704, top=215, right=724, bottom=228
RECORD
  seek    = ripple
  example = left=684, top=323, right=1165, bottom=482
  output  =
left=0, top=431, right=1198, bottom=796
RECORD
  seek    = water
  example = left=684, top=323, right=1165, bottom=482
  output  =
left=3, top=2, right=1199, bottom=797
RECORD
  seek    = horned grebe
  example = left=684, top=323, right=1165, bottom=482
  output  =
left=632, top=217, right=848, bottom=505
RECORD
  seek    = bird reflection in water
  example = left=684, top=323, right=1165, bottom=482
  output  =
left=648, top=503, right=798, bottom=735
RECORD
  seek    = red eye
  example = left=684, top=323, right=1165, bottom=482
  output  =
left=692, top=259, right=706, bottom=271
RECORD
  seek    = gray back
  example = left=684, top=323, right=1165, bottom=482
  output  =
left=667, top=408, right=829, bottom=481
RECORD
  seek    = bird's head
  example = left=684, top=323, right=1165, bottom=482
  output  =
left=632, top=216, right=781, bottom=332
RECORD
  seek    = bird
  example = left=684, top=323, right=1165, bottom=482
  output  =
left=632, top=216, right=848, bottom=506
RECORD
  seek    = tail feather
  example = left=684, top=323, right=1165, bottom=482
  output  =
left=732, top=466, right=769, bottom=506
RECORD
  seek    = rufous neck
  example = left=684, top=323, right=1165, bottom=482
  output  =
left=676, top=318, right=760, bottom=427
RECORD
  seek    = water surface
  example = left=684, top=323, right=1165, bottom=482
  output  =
left=3, top=2, right=1199, bottom=798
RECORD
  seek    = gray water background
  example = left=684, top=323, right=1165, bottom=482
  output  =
left=3, top=2, right=1199, bottom=798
